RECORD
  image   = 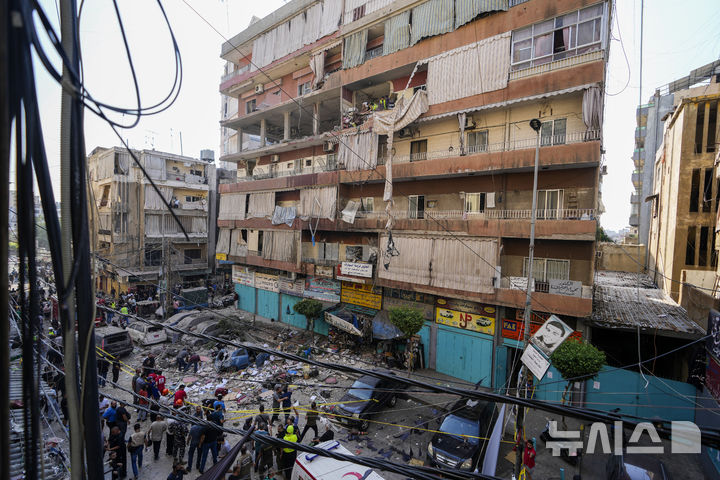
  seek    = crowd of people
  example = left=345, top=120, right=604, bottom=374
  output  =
left=93, top=352, right=335, bottom=480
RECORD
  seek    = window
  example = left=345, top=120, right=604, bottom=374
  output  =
left=690, top=168, right=700, bottom=212
left=695, top=101, right=706, bottom=154
left=410, top=140, right=428, bottom=161
left=713, top=230, right=718, bottom=267
left=523, top=257, right=570, bottom=292
left=465, top=193, right=486, bottom=213
left=297, top=81, right=311, bottom=97
left=511, top=3, right=605, bottom=71
left=246, top=99, right=256, bottom=114
left=413, top=85, right=427, bottom=94
left=699, top=226, right=709, bottom=267
left=686, top=226, right=697, bottom=265
left=184, top=248, right=201, bottom=264
left=362, top=197, right=374, bottom=212
left=99, top=185, right=110, bottom=207
left=145, top=245, right=162, bottom=266
left=408, top=195, right=425, bottom=219
left=537, top=189, right=564, bottom=219
left=708, top=101, right=717, bottom=153
left=365, top=45, right=383, bottom=62
left=541, top=118, right=566, bottom=146
left=716, top=179, right=720, bottom=213
left=189, top=168, right=203, bottom=176
left=305, top=158, right=312, bottom=167
left=467, top=130, right=489, bottom=153
left=352, top=4, right=366, bottom=22
left=704, top=168, right=713, bottom=212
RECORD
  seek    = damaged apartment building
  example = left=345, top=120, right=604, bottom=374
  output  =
left=88, top=147, right=217, bottom=297
left=216, top=0, right=610, bottom=385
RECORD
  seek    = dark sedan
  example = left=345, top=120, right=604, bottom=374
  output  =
left=334, top=374, right=404, bottom=430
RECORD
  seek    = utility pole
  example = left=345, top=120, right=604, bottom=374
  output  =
left=59, top=1, right=83, bottom=478
left=515, top=119, right=542, bottom=478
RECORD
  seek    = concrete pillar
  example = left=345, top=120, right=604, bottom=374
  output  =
left=283, top=111, right=290, bottom=141
left=237, top=127, right=243, bottom=152
left=260, top=119, right=266, bottom=147
left=313, top=102, right=320, bottom=136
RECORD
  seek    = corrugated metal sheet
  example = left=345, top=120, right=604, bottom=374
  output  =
left=410, top=0, right=455, bottom=46
left=591, top=272, right=705, bottom=335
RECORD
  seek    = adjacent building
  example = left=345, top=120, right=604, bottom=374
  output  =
left=87, top=147, right=216, bottom=297
left=629, top=60, right=720, bottom=248
left=216, top=0, right=611, bottom=385
left=648, top=81, right=720, bottom=301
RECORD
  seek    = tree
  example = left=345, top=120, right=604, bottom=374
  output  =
left=550, top=340, right=606, bottom=409
left=388, top=307, right=424, bottom=338
left=596, top=225, right=613, bottom=243
left=293, top=298, right=323, bottom=340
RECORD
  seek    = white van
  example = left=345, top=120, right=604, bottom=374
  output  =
left=127, top=322, right=167, bottom=346
left=292, top=441, right=386, bottom=480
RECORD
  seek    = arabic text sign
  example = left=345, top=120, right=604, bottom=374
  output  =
left=232, top=266, right=254, bottom=287
left=521, top=343, right=551, bottom=380
left=435, top=307, right=495, bottom=335
left=255, top=273, right=279, bottom=292
left=279, top=277, right=305, bottom=296
left=549, top=279, right=582, bottom=297
left=341, top=282, right=382, bottom=310
left=304, top=276, right=340, bottom=302
left=340, top=261, right=373, bottom=278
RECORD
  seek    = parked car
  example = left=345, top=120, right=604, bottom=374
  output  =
left=214, top=347, right=251, bottom=372
left=426, top=398, right=497, bottom=471
left=606, top=453, right=671, bottom=480
left=334, top=372, right=404, bottom=430
left=127, top=322, right=167, bottom=346
left=95, top=326, right=133, bottom=357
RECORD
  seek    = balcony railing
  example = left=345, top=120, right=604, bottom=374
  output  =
left=238, top=159, right=339, bottom=182
left=630, top=194, right=641, bottom=204
left=378, top=130, right=600, bottom=165
left=499, top=277, right=592, bottom=298
left=632, top=172, right=642, bottom=185
left=355, top=208, right=596, bottom=221
left=220, top=64, right=252, bottom=84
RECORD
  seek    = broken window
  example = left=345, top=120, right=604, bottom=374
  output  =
left=362, top=197, right=374, bottom=212
left=686, top=226, right=697, bottom=266
left=297, top=81, right=311, bottom=97
left=99, top=185, right=110, bottom=207
left=700, top=226, right=710, bottom=267
left=695, top=101, right=706, bottom=154
left=409, top=195, right=425, bottom=219
left=246, top=99, right=256, bottom=114
left=345, top=245, right=363, bottom=262
left=690, top=168, right=700, bottom=212
left=708, top=101, right=717, bottom=153
left=704, top=168, right=713, bottom=212
left=184, top=248, right=201, bottom=264
left=144, top=245, right=162, bottom=266
left=713, top=230, right=718, bottom=268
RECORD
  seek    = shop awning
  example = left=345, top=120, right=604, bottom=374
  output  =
left=324, top=308, right=362, bottom=336
left=372, top=310, right=404, bottom=340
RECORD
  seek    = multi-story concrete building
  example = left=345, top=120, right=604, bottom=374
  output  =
left=629, top=60, right=720, bottom=248
left=648, top=82, right=720, bottom=301
left=87, top=147, right=216, bottom=297
left=216, top=0, right=611, bottom=385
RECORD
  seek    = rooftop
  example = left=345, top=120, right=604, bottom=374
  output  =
left=591, top=271, right=705, bottom=337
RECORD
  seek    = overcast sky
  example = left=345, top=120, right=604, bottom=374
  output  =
left=32, top=0, right=720, bottom=231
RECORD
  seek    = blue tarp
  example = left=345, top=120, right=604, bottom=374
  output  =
left=372, top=310, right=404, bottom=340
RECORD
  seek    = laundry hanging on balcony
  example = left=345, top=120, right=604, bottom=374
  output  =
left=271, top=205, right=297, bottom=227
left=341, top=200, right=360, bottom=224
left=218, top=193, right=247, bottom=221
left=338, top=130, right=379, bottom=171
left=421, top=32, right=511, bottom=104
left=582, top=85, right=603, bottom=132
left=247, top=192, right=275, bottom=218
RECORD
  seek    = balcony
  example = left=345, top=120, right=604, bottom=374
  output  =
left=238, top=156, right=339, bottom=182
left=378, top=130, right=600, bottom=166
left=632, top=149, right=645, bottom=168
left=630, top=194, right=641, bottom=204
left=355, top=208, right=596, bottom=221
left=631, top=172, right=642, bottom=187
left=629, top=214, right=639, bottom=226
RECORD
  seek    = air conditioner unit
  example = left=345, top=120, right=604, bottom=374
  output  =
left=397, top=127, right=413, bottom=138
left=323, top=141, right=334, bottom=153
left=465, top=115, right=477, bottom=130
left=255, top=84, right=264, bottom=94
left=271, top=154, right=280, bottom=163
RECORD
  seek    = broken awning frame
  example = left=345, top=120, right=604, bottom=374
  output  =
left=324, top=310, right=363, bottom=336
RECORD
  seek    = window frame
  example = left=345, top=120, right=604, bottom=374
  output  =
left=245, top=99, right=256, bottom=114
left=467, top=130, right=489, bottom=153
left=297, top=81, right=311, bottom=97
left=464, top=192, right=487, bottom=214
left=408, top=195, right=425, bottom=219
left=409, top=140, right=428, bottom=162
left=510, top=3, right=606, bottom=71
left=540, top=118, right=567, bottom=146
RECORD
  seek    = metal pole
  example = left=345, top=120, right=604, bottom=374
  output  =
left=0, top=0, right=10, bottom=474
left=515, top=120, right=542, bottom=477
left=59, top=1, right=83, bottom=478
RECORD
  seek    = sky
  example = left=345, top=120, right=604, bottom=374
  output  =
left=32, top=0, right=720, bottom=231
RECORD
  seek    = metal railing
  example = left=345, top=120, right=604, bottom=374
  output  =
left=220, top=64, right=252, bottom=84
left=238, top=160, right=340, bottom=182
left=377, top=130, right=600, bottom=165
left=355, top=208, right=596, bottom=221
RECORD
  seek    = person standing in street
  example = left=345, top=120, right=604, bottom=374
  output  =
left=171, top=418, right=189, bottom=465
left=128, top=423, right=146, bottom=480
left=115, top=402, right=131, bottom=439
left=97, top=356, right=110, bottom=387
left=186, top=353, right=200, bottom=373
left=148, top=415, right=168, bottom=460
left=142, top=353, right=156, bottom=377
left=280, top=425, right=298, bottom=480
left=112, top=359, right=121, bottom=384
left=176, top=349, right=188, bottom=372
left=270, top=386, right=282, bottom=428
left=107, top=426, right=127, bottom=479
left=522, top=438, right=536, bottom=477
left=186, top=423, right=205, bottom=473
left=298, top=402, right=319, bottom=442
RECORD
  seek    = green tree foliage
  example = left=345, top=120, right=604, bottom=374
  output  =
left=596, top=226, right=613, bottom=243
left=293, top=298, right=324, bottom=333
left=388, top=307, right=424, bottom=338
left=550, top=340, right=606, bottom=382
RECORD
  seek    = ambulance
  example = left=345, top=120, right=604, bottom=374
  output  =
left=291, top=441, right=386, bottom=480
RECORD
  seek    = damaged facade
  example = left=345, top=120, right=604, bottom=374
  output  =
left=217, top=0, right=611, bottom=385
left=88, top=147, right=216, bottom=295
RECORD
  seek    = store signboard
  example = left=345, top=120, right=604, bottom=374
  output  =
left=304, top=276, right=341, bottom=303
left=232, top=265, right=254, bottom=287
left=434, top=298, right=495, bottom=335
left=279, top=277, right=305, bottom=296
left=502, top=318, right=582, bottom=342
left=341, top=282, right=382, bottom=310
left=521, top=343, right=551, bottom=380
left=340, top=262, right=373, bottom=278
left=315, top=265, right=334, bottom=278
left=255, top=273, right=279, bottom=292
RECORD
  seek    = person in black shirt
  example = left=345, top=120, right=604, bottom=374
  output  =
left=112, top=359, right=121, bottom=383
left=107, top=426, right=127, bottom=479
left=115, top=403, right=131, bottom=438
left=142, top=353, right=156, bottom=376
left=97, top=356, right=110, bottom=387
